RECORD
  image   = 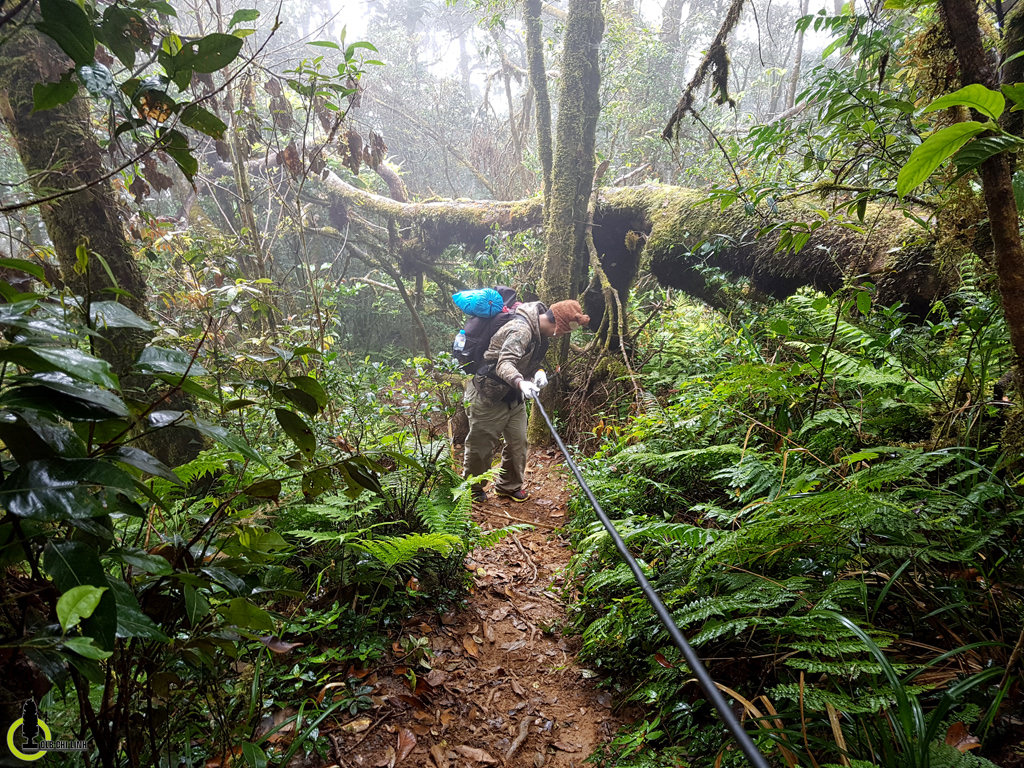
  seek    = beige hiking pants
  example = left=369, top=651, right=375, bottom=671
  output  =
left=463, top=380, right=527, bottom=494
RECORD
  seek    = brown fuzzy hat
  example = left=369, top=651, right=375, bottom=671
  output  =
left=548, top=300, right=590, bottom=334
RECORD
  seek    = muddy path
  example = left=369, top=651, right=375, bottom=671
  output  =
left=326, top=450, right=627, bottom=768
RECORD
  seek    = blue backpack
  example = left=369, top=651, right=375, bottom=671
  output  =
left=452, top=286, right=520, bottom=373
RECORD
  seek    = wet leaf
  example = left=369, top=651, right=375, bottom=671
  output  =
left=395, top=728, right=416, bottom=764
left=340, top=716, right=373, bottom=734
left=453, top=745, right=497, bottom=764
left=654, top=652, right=674, bottom=668
left=946, top=722, right=981, bottom=752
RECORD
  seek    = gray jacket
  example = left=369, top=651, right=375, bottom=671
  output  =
left=471, top=301, right=548, bottom=405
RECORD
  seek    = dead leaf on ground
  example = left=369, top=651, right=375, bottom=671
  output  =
left=463, top=636, right=479, bottom=658
left=946, top=722, right=982, bottom=752
left=483, top=622, right=495, bottom=643
left=373, top=746, right=396, bottom=767
left=340, top=716, right=374, bottom=734
left=654, top=652, right=674, bottom=668
left=440, top=612, right=457, bottom=625
left=395, top=727, right=417, bottom=764
left=439, top=710, right=456, bottom=727
left=501, top=640, right=526, bottom=652
left=426, top=669, right=448, bottom=687
left=454, top=745, right=498, bottom=763
left=256, top=707, right=297, bottom=740
left=510, top=678, right=525, bottom=696
left=552, top=741, right=580, bottom=752
left=429, top=744, right=450, bottom=768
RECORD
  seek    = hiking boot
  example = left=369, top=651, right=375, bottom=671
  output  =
left=472, top=489, right=488, bottom=503
left=495, top=488, right=530, bottom=503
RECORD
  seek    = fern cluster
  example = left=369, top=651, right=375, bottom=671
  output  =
left=566, top=289, right=1024, bottom=768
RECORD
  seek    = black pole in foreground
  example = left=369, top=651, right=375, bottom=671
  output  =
left=530, top=395, right=772, bottom=768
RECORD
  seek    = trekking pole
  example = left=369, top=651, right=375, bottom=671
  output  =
left=529, top=393, right=772, bottom=768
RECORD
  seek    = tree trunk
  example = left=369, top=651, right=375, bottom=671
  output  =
left=786, top=0, right=810, bottom=110
left=0, top=23, right=149, bottom=377
left=525, top=0, right=554, bottom=208
left=940, top=0, right=1024, bottom=372
left=660, top=0, right=687, bottom=50
left=530, top=0, right=604, bottom=443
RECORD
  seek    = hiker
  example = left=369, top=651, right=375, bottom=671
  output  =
left=464, top=299, right=590, bottom=502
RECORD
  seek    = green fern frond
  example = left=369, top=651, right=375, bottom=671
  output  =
left=349, top=532, right=462, bottom=568
left=476, top=523, right=532, bottom=549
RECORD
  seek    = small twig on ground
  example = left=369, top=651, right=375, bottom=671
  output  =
left=476, top=508, right=559, bottom=530
left=505, top=716, right=533, bottom=762
left=511, top=535, right=538, bottom=583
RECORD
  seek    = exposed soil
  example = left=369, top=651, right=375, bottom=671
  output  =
left=324, top=449, right=627, bottom=768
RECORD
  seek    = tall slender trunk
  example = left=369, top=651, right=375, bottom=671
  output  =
left=786, top=0, right=811, bottom=110
left=941, top=0, right=1024, bottom=373
left=525, top=0, right=553, bottom=208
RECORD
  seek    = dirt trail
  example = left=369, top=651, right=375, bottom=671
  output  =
left=329, top=449, right=626, bottom=768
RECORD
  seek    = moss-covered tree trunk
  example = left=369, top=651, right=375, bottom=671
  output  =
left=530, top=0, right=604, bottom=443
left=940, top=0, right=1024, bottom=374
left=0, top=24, right=150, bottom=377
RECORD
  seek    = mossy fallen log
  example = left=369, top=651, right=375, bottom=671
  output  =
left=325, top=176, right=948, bottom=315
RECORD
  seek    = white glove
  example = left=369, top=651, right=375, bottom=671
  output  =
left=518, top=379, right=540, bottom=399
left=533, top=369, right=548, bottom=388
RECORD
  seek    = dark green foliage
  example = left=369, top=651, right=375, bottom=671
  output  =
left=567, top=287, right=1023, bottom=767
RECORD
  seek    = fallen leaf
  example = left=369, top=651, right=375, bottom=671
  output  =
left=412, top=723, right=431, bottom=736
left=439, top=710, right=456, bottom=726
left=426, top=669, right=448, bottom=687
left=429, top=744, right=450, bottom=768
left=394, top=693, right=427, bottom=709
left=395, top=727, right=417, bottom=764
left=946, top=722, right=982, bottom=752
left=552, top=741, right=580, bottom=752
left=373, top=746, right=395, bottom=767
left=463, top=636, right=479, bottom=658
left=440, top=612, right=457, bottom=625
left=340, top=716, right=373, bottom=734
left=258, top=636, right=304, bottom=653
left=501, top=640, right=526, bottom=652
left=654, top=652, right=674, bottom=668
left=454, top=745, right=498, bottom=763
left=511, top=678, right=525, bottom=696
left=419, top=622, right=433, bottom=634
left=483, top=622, right=495, bottom=643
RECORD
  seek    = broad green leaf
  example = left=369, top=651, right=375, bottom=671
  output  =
left=1013, top=170, right=1024, bottom=215
left=302, top=467, right=334, bottom=500
left=222, top=597, right=274, bottom=632
left=135, top=345, right=207, bottom=376
left=105, top=577, right=169, bottom=640
left=37, top=0, right=95, bottom=66
left=62, top=636, right=112, bottom=659
left=243, top=479, right=282, bottom=499
left=241, top=742, right=268, bottom=768
left=1, top=378, right=130, bottom=421
left=191, top=33, right=244, bottom=72
left=44, top=541, right=117, bottom=650
left=952, top=134, right=1024, bottom=178
left=35, top=347, right=117, bottom=388
left=229, top=8, right=260, bottom=27
left=90, top=301, right=156, bottom=330
left=99, top=6, right=140, bottom=68
left=33, top=70, right=78, bottom=111
left=109, top=547, right=173, bottom=575
left=176, top=413, right=268, bottom=467
left=184, top=585, right=209, bottom=626
left=308, top=40, right=341, bottom=49
left=856, top=291, right=871, bottom=315
left=277, top=387, right=319, bottom=416
left=57, top=585, right=107, bottom=631
left=78, top=62, right=117, bottom=99
left=924, top=84, right=1005, bottom=120
left=165, top=146, right=199, bottom=182
left=896, top=121, right=989, bottom=198
left=0, top=258, right=46, bottom=281
left=275, top=408, right=316, bottom=458
left=179, top=103, right=228, bottom=139
left=0, top=407, right=87, bottom=462
left=288, top=375, right=328, bottom=409
left=1001, top=82, right=1024, bottom=111
left=110, top=446, right=183, bottom=484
